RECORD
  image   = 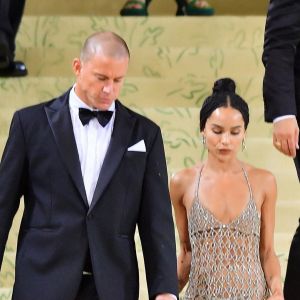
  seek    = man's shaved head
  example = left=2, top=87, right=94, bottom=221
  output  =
left=80, top=31, right=130, bottom=62
left=72, top=31, right=130, bottom=110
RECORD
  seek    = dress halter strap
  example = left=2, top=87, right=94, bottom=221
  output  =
left=241, top=166, right=253, bottom=200
left=194, top=165, right=253, bottom=201
left=195, top=165, right=204, bottom=200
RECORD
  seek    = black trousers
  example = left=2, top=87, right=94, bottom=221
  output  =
left=0, top=0, right=26, bottom=61
left=284, top=219, right=300, bottom=300
left=74, top=275, right=99, bottom=300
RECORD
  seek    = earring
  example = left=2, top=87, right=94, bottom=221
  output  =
left=202, top=136, right=206, bottom=147
left=242, top=138, right=246, bottom=151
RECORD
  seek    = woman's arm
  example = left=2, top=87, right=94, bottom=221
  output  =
left=259, top=171, right=284, bottom=299
left=170, top=171, right=192, bottom=292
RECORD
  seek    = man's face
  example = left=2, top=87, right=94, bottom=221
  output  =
left=73, top=53, right=129, bottom=110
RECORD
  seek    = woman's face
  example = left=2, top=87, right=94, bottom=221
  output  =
left=202, top=106, right=246, bottom=161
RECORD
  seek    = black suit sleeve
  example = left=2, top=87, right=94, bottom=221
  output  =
left=262, top=0, right=300, bottom=122
left=137, top=127, right=178, bottom=299
left=0, top=111, right=26, bottom=268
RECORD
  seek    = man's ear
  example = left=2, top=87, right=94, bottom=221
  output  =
left=72, top=58, right=81, bottom=76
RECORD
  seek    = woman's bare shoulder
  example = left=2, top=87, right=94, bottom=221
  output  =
left=243, top=163, right=277, bottom=189
left=170, top=163, right=203, bottom=191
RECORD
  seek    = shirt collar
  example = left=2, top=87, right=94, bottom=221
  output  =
left=69, top=85, right=116, bottom=112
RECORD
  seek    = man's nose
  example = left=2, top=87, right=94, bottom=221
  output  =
left=103, top=82, right=113, bottom=93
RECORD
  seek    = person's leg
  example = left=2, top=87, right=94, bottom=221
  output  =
left=0, top=0, right=12, bottom=66
left=74, top=275, right=100, bottom=300
left=175, top=0, right=214, bottom=16
left=294, top=47, right=300, bottom=179
left=8, top=0, right=26, bottom=58
left=120, top=0, right=151, bottom=16
left=0, top=0, right=27, bottom=76
left=284, top=221, right=300, bottom=300
left=286, top=50, right=300, bottom=298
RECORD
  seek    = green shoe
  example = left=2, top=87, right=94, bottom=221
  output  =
left=176, top=0, right=214, bottom=16
left=120, top=0, right=151, bottom=16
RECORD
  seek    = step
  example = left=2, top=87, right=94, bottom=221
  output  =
left=0, top=105, right=297, bottom=176
left=275, top=202, right=300, bottom=233
left=0, top=102, right=296, bottom=169
left=0, top=76, right=265, bottom=111
left=23, top=0, right=268, bottom=16
left=2, top=160, right=298, bottom=224
left=0, top=105, right=271, bottom=143
left=0, top=252, right=15, bottom=287
left=17, top=16, right=266, bottom=49
left=14, top=46, right=264, bottom=78
left=0, top=288, right=12, bottom=300
left=0, top=78, right=268, bottom=141
left=274, top=232, right=294, bottom=280
left=0, top=107, right=275, bottom=159
left=275, top=232, right=294, bottom=258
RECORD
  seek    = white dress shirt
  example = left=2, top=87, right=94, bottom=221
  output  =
left=69, top=86, right=115, bottom=205
left=273, top=115, right=296, bottom=123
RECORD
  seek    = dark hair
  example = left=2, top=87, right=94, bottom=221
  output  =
left=199, top=78, right=249, bottom=131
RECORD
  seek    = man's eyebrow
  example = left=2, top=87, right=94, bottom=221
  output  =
left=94, top=73, right=124, bottom=80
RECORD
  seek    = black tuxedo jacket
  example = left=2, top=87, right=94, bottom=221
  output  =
left=262, top=0, right=300, bottom=179
left=0, top=90, right=178, bottom=300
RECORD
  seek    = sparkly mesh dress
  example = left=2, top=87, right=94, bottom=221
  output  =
left=184, top=167, right=270, bottom=300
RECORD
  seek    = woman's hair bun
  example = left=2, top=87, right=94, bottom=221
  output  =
left=212, top=78, right=236, bottom=95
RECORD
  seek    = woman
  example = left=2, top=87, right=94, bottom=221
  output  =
left=170, top=78, right=284, bottom=299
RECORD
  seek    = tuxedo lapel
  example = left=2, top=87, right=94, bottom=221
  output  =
left=88, top=101, right=136, bottom=213
left=45, top=91, right=89, bottom=207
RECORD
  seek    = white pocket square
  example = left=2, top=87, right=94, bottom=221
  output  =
left=127, top=140, right=146, bottom=152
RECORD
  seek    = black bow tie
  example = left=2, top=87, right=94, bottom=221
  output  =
left=79, top=108, right=113, bottom=127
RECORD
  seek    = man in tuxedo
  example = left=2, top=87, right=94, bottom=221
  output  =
left=0, top=31, right=178, bottom=300
left=0, top=0, right=27, bottom=76
left=262, top=0, right=300, bottom=298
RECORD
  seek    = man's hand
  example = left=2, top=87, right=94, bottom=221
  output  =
left=273, top=117, right=299, bottom=157
left=155, top=294, right=177, bottom=300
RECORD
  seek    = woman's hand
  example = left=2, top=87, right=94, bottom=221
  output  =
left=267, top=291, right=284, bottom=300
